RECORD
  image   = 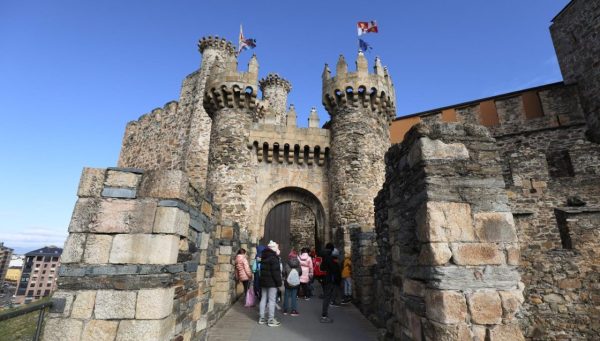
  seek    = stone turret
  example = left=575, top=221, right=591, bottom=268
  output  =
left=287, top=104, right=297, bottom=127
left=323, top=51, right=396, bottom=250
left=308, top=107, right=320, bottom=128
left=323, top=50, right=396, bottom=314
left=259, top=73, right=292, bottom=126
left=180, top=36, right=239, bottom=191
left=203, top=55, right=259, bottom=233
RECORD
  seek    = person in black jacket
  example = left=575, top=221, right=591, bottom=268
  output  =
left=258, top=241, right=283, bottom=327
left=320, top=243, right=341, bottom=323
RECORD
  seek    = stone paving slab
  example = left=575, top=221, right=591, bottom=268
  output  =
left=207, top=292, right=378, bottom=341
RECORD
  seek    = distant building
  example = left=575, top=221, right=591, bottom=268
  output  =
left=5, top=255, right=24, bottom=283
left=14, top=246, right=62, bottom=305
left=0, top=242, right=13, bottom=286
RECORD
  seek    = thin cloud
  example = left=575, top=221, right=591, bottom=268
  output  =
left=0, top=227, right=67, bottom=252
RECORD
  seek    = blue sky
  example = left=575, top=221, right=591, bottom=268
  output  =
left=0, top=0, right=570, bottom=254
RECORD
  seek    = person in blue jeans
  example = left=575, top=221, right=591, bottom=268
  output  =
left=283, top=250, right=303, bottom=316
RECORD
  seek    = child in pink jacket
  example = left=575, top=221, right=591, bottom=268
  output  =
left=298, top=247, right=314, bottom=299
left=235, top=248, right=253, bottom=296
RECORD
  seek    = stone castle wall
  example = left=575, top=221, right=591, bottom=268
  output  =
left=118, top=38, right=237, bottom=191
left=551, top=0, right=600, bottom=143
left=373, top=122, right=524, bottom=341
left=249, top=122, right=330, bottom=244
left=43, top=167, right=250, bottom=341
left=289, top=202, right=316, bottom=252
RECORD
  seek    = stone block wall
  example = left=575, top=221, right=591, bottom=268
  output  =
left=516, top=207, right=600, bottom=340
left=118, top=100, right=190, bottom=175
left=551, top=0, right=600, bottom=142
left=289, top=202, right=316, bottom=252
left=43, top=167, right=249, bottom=341
left=373, top=122, right=524, bottom=340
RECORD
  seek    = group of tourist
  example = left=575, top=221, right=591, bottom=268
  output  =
left=234, top=241, right=353, bottom=327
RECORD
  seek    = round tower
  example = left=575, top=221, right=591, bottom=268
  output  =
left=203, top=54, right=260, bottom=234
left=182, top=36, right=238, bottom=191
left=322, top=52, right=396, bottom=251
left=259, top=73, right=292, bottom=126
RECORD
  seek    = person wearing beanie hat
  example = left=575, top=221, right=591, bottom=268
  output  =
left=258, top=240, right=283, bottom=327
left=268, top=240, right=280, bottom=256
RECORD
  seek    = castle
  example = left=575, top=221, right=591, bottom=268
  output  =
left=41, top=0, right=598, bottom=340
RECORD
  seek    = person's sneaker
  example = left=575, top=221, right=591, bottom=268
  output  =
left=290, top=310, right=299, bottom=316
left=330, top=302, right=341, bottom=307
left=304, top=297, right=310, bottom=301
left=258, top=317, right=267, bottom=325
left=320, top=316, right=334, bottom=323
left=283, top=311, right=288, bottom=315
left=267, top=318, right=281, bottom=327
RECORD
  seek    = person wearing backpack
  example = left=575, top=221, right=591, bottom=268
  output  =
left=258, top=241, right=283, bottom=327
left=283, top=249, right=303, bottom=316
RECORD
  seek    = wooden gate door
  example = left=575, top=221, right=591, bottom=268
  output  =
left=261, top=202, right=291, bottom=258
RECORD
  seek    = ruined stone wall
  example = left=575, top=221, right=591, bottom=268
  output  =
left=373, top=122, right=524, bottom=341
left=43, top=168, right=249, bottom=341
left=496, top=128, right=600, bottom=340
left=517, top=207, right=600, bottom=340
left=551, top=0, right=600, bottom=142
left=289, top=202, right=316, bottom=252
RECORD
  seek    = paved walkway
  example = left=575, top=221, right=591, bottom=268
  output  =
left=207, top=291, right=379, bottom=341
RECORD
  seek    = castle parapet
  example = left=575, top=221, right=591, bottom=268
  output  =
left=198, top=36, right=237, bottom=58
left=259, top=73, right=292, bottom=125
left=203, top=55, right=259, bottom=118
left=249, top=123, right=330, bottom=166
left=322, top=52, right=396, bottom=122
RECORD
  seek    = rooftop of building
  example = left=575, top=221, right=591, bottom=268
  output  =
left=25, top=246, right=63, bottom=257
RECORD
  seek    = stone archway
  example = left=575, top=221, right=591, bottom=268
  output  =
left=259, top=187, right=328, bottom=255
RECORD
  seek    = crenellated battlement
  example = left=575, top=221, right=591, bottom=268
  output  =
left=259, top=73, right=292, bottom=93
left=197, top=36, right=237, bottom=57
left=248, top=123, right=330, bottom=166
left=203, top=55, right=259, bottom=117
left=322, top=52, right=396, bottom=122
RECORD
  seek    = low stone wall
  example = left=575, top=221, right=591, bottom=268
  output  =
left=42, top=167, right=249, bottom=341
left=373, top=122, right=524, bottom=340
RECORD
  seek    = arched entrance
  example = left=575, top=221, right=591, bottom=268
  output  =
left=259, top=187, right=328, bottom=257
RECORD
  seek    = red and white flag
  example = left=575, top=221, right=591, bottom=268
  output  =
left=357, top=21, right=378, bottom=36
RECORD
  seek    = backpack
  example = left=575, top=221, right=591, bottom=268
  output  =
left=286, top=268, right=300, bottom=287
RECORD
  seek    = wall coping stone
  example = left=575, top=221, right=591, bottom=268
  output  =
left=59, top=264, right=186, bottom=277
left=107, top=167, right=145, bottom=174
left=58, top=274, right=175, bottom=290
left=406, top=265, right=521, bottom=290
left=554, top=206, right=600, bottom=214
left=101, top=187, right=137, bottom=199
left=158, top=199, right=190, bottom=212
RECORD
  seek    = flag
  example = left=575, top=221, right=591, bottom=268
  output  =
left=358, top=38, right=372, bottom=52
left=238, top=25, right=257, bottom=54
left=357, top=21, right=378, bottom=36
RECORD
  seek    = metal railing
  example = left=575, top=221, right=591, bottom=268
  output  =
left=0, top=301, right=52, bottom=341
